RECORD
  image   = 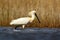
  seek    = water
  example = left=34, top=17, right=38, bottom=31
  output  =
left=0, top=27, right=60, bottom=40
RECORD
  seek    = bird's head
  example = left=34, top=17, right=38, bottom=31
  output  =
left=28, top=10, right=40, bottom=23
left=28, top=10, right=36, bottom=16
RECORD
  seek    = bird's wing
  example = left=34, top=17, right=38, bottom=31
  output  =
left=10, top=17, right=31, bottom=25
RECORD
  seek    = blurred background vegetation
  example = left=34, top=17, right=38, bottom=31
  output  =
left=0, top=0, right=60, bottom=28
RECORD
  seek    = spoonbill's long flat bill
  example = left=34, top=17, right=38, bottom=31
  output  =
left=10, top=10, right=40, bottom=29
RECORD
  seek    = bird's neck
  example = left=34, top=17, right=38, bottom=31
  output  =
left=31, top=14, right=35, bottom=20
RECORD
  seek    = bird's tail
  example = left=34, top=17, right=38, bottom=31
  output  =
left=10, top=20, right=14, bottom=25
left=10, top=22, right=13, bottom=25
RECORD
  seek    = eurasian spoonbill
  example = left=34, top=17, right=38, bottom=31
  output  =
left=10, top=10, right=40, bottom=29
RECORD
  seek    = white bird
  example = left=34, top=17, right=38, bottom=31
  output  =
left=10, top=10, right=40, bottom=29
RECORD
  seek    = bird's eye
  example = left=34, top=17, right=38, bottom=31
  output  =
left=35, top=13, right=36, bottom=15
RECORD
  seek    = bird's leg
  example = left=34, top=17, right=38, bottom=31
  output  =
left=22, top=25, right=25, bottom=29
left=15, top=25, right=20, bottom=29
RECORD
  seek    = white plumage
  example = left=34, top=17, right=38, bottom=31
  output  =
left=10, top=17, right=30, bottom=25
left=10, top=10, right=40, bottom=29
